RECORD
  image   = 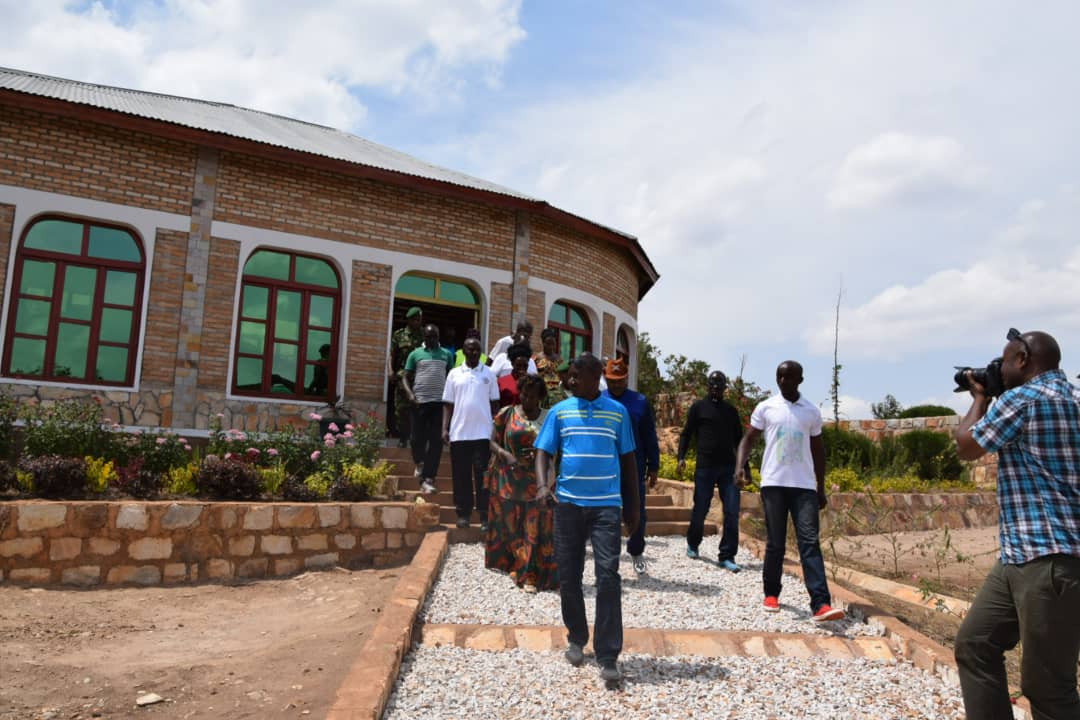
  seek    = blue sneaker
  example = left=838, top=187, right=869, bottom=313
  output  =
left=719, top=559, right=742, bottom=573
left=686, top=546, right=700, bottom=559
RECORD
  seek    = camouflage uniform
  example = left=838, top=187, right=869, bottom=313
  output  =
left=390, top=325, right=424, bottom=442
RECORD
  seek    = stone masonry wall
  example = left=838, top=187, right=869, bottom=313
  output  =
left=0, top=500, right=441, bottom=587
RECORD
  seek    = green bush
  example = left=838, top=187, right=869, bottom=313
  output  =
left=332, top=461, right=391, bottom=501
left=897, top=429, right=963, bottom=480
left=658, top=453, right=695, bottom=482
left=898, top=404, right=956, bottom=419
left=165, top=462, right=199, bottom=496
left=822, top=425, right=874, bottom=469
left=0, top=390, right=17, bottom=462
left=20, top=398, right=113, bottom=459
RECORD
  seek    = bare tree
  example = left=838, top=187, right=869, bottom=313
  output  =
left=830, top=282, right=843, bottom=426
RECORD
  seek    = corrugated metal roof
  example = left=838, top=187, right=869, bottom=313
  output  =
left=0, top=66, right=536, bottom=202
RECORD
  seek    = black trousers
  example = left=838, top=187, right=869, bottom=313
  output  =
left=410, top=402, right=443, bottom=483
left=450, top=439, right=490, bottom=520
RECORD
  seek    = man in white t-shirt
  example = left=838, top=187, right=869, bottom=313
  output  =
left=442, top=337, right=500, bottom=529
left=488, top=320, right=533, bottom=360
left=735, top=361, right=844, bottom=623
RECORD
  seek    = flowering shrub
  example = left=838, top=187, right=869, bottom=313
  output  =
left=20, top=398, right=113, bottom=459
left=17, top=455, right=88, bottom=498
left=129, top=431, right=192, bottom=477
left=165, top=462, right=200, bottom=496
left=113, top=457, right=162, bottom=499
left=196, top=456, right=262, bottom=500
left=0, top=389, right=16, bottom=462
left=331, top=461, right=393, bottom=501
left=258, top=464, right=287, bottom=496
left=85, top=456, right=118, bottom=493
left=281, top=474, right=325, bottom=502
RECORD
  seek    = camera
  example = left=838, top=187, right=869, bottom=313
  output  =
left=953, top=358, right=1005, bottom=397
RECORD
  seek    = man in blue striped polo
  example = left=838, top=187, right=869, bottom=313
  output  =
left=535, top=353, right=640, bottom=687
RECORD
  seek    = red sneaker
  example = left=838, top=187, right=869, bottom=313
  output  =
left=763, top=596, right=780, bottom=613
left=813, top=604, right=845, bottom=622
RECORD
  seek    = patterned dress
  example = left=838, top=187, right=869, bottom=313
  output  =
left=534, top=353, right=563, bottom=409
left=484, top=405, right=558, bottom=591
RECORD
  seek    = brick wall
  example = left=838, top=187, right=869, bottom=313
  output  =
left=0, top=500, right=440, bottom=587
left=488, top=282, right=512, bottom=345
left=0, top=106, right=196, bottom=215
left=198, top=237, right=241, bottom=390
left=214, top=152, right=516, bottom=271
left=346, top=260, right=393, bottom=403
left=141, top=229, right=188, bottom=387
left=0, top=203, right=13, bottom=301
left=530, top=216, right=639, bottom=318
left=602, top=312, right=616, bottom=359
left=526, top=288, right=546, bottom=340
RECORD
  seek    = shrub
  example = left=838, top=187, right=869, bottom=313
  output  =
left=196, top=457, right=262, bottom=500
left=821, top=425, right=874, bottom=470
left=898, top=404, right=956, bottom=419
left=131, top=431, right=193, bottom=476
left=897, top=429, right=963, bottom=480
left=259, top=465, right=288, bottom=496
left=332, top=461, right=392, bottom=501
left=0, top=461, right=16, bottom=493
left=165, top=462, right=199, bottom=496
left=0, top=390, right=16, bottom=462
left=658, top=453, right=694, bottom=482
left=281, top=475, right=324, bottom=502
left=113, top=457, right=162, bottom=499
left=20, top=398, right=113, bottom=459
left=17, top=455, right=88, bottom=498
left=84, top=456, right=118, bottom=494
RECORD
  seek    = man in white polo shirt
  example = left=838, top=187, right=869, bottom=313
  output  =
left=735, top=360, right=844, bottom=623
left=442, top=337, right=500, bottom=529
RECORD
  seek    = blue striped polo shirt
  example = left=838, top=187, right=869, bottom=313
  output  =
left=534, top=394, right=636, bottom=507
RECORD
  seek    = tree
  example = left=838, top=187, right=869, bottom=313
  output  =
left=635, top=332, right=665, bottom=404
left=829, top=283, right=843, bottom=426
left=664, top=353, right=711, bottom=397
left=727, top=355, right=771, bottom=428
left=871, top=394, right=904, bottom=419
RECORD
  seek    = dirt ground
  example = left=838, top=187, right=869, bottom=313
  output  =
left=0, top=566, right=401, bottom=720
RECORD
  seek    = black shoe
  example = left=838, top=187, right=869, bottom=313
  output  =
left=455, top=517, right=469, bottom=529
left=565, top=643, right=584, bottom=667
left=600, top=662, right=621, bottom=687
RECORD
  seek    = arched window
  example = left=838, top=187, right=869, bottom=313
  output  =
left=616, top=327, right=632, bottom=362
left=547, top=300, right=592, bottom=360
left=3, top=216, right=145, bottom=385
left=232, top=249, right=341, bottom=400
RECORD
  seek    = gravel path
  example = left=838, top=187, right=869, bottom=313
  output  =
left=422, top=536, right=882, bottom=636
left=385, top=646, right=965, bottom=720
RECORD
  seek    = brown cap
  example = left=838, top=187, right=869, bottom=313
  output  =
left=604, top=358, right=628, bottom=380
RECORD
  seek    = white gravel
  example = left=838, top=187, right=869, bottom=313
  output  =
left=422, top=536, right=882, bottom=636
left=385, top=646, right=965, bottom=720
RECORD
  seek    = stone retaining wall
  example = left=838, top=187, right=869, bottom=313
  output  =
left=0, top=500, right=440, bottom=587
left=657, top=480, right=998, bottom=536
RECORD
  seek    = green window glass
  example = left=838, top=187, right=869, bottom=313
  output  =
left=307, top=330, right=332, bottom=362
left=275, top=291, right=301, bottom=341
left=549, top=301, right=592, bottom=360
left=309, top=294, right=334, bottom=328
left=104, top=271, right=137, bottom=306
left=295, top=256, right=338, bottom=288
left=242, top=285, right=269, bottom=320
left=560, top=330, right=572, bottom=360
left=5, top=217, right=145, bottom=386
left=24, top=219, right=83, bottom=255
left=88, top=226, right=141, bottom=262
left=21, top=260, right=55, bottom=296
left=548, top=303, right=567, bottom=325
left=569, top=307, right=587, bottom=330
left=439, top=281, right=477, bottom=305
left=271, top=343, right=298, bottom=393
left=239, top=321, right=266, bottom=354
left=236, top=357, right=263, bottom=389
left=60, top=266, right=96, bottom=321
left=395, top=274, right=436, bottom=298
left=244, top=250, right=291, bottom=281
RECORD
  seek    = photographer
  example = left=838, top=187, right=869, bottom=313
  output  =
left=953, top=329, right=1080, bottom=720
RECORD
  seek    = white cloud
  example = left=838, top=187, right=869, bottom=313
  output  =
left=827, top=132, right=983, bottom=210
left=0, top=0, right=525, bottom=129
left=832, top=394, right=874, bottom=421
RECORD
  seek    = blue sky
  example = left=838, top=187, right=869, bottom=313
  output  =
left=3, top=0, right=1078, bottom=417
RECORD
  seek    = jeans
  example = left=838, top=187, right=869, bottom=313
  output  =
left=410, top=402, right=443, bottom=483
left=686, top=464, right=740, bottom=561
left=554, top=503, right=623, bottom=665
left=450, top=439, right=490, bottom=521
left=761, top=486, right=831, bottom=612
left=625, top=478, right=648, bottom=557
left=955, top=555, right=1080, bottom=720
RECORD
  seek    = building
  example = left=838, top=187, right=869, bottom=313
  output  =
left=0, top=67, right=657, bottom=432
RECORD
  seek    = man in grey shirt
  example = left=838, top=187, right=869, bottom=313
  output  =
left=403, top=325, right=454, bottom=493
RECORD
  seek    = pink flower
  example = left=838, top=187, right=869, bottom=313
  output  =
left=345, top=423, right=355, bottom=431
left=225, top=452, right=234, bottom=460
left=324, top=437, right=336, bottom=448
left=323, top=432, right=335, bottom=442
left=216, top=413, right=225, bottom=418
left=246, top=448, right=260, bottom=456
left=328, top=422, right=339, bottom=433
left=267, top=448, right=279, bottom=457
left=343, top=430, right=354, bottom=438
left=310, top=450, right=321, bottom=461
left=308, top=412, right=323, bottom=421
left=155, top=437, right=168, bottom=445
left=183, top=444, right=192, bottom=452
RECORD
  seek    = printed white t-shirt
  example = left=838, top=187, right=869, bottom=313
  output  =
left=750, top=394, right=823, bottom=491
left=441, top=362, right=500, bottom=442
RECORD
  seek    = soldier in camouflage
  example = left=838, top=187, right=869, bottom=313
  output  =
left=388, top=306, right=424, bottom=448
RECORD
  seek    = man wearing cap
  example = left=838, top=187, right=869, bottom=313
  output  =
left=602, top=357, right=660, bottom=574
left=678, top=371, right=744, bottom=571
left=388, top=306, right=424, bottom=448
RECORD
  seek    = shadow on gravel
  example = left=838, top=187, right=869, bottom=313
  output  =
left=619, top=656, right=730, bottom=686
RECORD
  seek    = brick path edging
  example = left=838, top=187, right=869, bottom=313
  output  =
left=326, top=530, right=449, bottom=720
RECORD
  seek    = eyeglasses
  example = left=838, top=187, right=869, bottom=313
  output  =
left=1007, top=328, right=1031, bottom=356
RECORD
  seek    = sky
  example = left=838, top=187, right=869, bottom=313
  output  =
left=3, top=0, right=1078, bottom=418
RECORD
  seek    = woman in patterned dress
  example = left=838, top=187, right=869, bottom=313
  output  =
left=484, top=374, right=558, bottom=593
left=534, top=328, right=563, bottom=409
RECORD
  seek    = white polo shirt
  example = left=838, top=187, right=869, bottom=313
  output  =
left=441, top=362, right=500, bottom=442
left=750, top=393, right=823, bottom=491
left=489, top=352, right=538, bottom=378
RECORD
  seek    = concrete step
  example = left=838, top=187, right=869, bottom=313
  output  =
left=441, top=520, right=715, bottom=543
left=402, top=489, right=674, bottom=508
left=437, top=505, right=693, bottom=525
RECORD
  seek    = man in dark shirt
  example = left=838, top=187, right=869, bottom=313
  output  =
left=678, top=371, right=744, bottom=571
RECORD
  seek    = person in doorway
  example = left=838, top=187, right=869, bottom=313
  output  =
left=498, top=344, right=533, bottom=408
left=454, top=328, right=488, bottom=368
left=402, top=324, right=453, bottom=494
left=952, top=329, right=1080, bottom=720
left=388, top=306, right=424, bottom=447
left=735, top=361, right=844, bottom=623
left=442, top=337, right=500, bottom=529
left=490, top=320, right=533, bottom=359
left=679, top=371, right=744, bottom=571
left=486, top=374, right=558, bottom=592
left=307, top=343, right=332, bottom=396
left=602, top=358, right=659, bottom=574
left=442, top=326, right=458, bottom=360
left=535, top=353, right=639, bottom=687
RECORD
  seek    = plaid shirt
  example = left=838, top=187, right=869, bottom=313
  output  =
left=971, top=369, right=1080, bottom=564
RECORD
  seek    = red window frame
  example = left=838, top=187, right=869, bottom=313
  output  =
left=2, top=215, right=145, bottom=386
left=231, top=249, right=342, bottom=401
left=547, top=300, right=593, bottom=361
